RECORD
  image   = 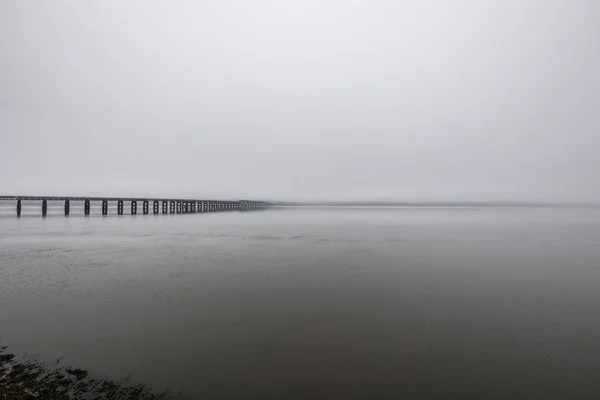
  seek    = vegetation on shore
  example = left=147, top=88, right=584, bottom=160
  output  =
left=0, top=346, right=173, bottom=400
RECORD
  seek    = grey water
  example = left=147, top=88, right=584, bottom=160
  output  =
left=1, top=205, right=600, bottom=399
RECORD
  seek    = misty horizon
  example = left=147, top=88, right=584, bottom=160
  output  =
left=2, top=1, right=599, bottom=202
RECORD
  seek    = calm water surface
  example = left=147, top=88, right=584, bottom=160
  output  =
left=1, top=206, right=600, bottom=399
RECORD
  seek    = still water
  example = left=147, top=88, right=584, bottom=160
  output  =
left=1, top=205, right=600, bottom=399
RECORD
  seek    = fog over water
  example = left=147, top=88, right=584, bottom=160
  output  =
left=1, top=1, right=600, bottom=202
left=2, top=207, right=600, bottom=399
left=2, top=2, right=600, bottom=399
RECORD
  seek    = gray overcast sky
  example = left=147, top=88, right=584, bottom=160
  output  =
left=1, top=1, right=599, bottom=201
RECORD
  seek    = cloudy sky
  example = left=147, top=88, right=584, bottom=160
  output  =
left=1, top=1, right=598, bottom=202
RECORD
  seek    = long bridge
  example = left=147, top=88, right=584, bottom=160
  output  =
left=0, top=195, right=269, bottom=217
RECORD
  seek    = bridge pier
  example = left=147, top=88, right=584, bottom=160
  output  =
left=153, top=201, right=159, bottom=214
left=143, top=200, right=149, bottom=215
left=162, top=201, right=168, bottom=214
left=131, top=201, right=137, bottom=215
left=42, top=200, right=48, bottom=217
left=84, top=199, right=91, bottom=216
left=65, top=199, right=70, bottom=216
left=118, top=200, right=124, bottom=215
left=176, top=201, right=182, bottom=214
left=170, top=201, right=175, bottom=213
left=102, top=200, right=108, bottom=216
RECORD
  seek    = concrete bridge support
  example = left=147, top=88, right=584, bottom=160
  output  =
left=118, top=200, right=124, bottom=215
left=143, top=200, right=149, bottom=215
left=102, top=200, right=108, bottom=216
left=84, top=199, right=91, bottom=216
left=153, top=201, right=159, bottom=214
left=131, top=201, right=137, bottom=215
left=65, top=199, right=70, bottom=216
left=42, top=200, right=48, bottom=216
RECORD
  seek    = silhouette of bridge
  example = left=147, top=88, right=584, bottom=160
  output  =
left=0, top=196, right=269, bottom=217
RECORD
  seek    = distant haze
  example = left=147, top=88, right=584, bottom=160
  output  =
left=1, top=1, right=599, bottom=202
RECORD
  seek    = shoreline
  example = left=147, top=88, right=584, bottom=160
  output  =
left=0, top=346, right=173, bottom=400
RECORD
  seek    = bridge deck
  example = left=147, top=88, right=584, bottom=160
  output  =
left=0, top=195, right=266, bottom=203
